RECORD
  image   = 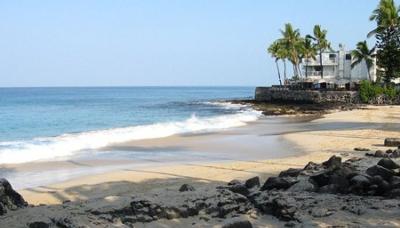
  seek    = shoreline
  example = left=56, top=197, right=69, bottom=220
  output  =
left=8, top=105, right=398, bottom=206
left=1, top=105, right=400, bottom=227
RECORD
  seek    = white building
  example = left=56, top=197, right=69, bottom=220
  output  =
left=302, top=45, right=376, bottom=88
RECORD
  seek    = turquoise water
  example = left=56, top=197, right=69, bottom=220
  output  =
left=0, top=87, right=259, bottom=164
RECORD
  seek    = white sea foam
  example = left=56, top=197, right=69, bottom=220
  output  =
left=0, top=103, right=261, bottom=164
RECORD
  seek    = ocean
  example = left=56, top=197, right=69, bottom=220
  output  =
left=0, top=87, right=260, bottom=164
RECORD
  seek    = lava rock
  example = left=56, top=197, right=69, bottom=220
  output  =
left=228, top=180, right=242, bottom=186
left=261, top=177, right=297, bottom=191
left=318, top=184, right=338, bottom=194
left=28, top=221, right=50, bottom=228
left=322, top=155, right=342, bottom=170
left=244, top=176, right=260, bottom=189
left=279, top=168, right=302, bottom=178
left=222, top=218, right=253, bottom=228
left=349, top=175, right=371, bottom=194
left=310, top=171, right=331, bottom=187
left=228, top=184, right=250, bottom=196
left=303, top=161, right=322, bottom=171
left=0, top=178, right=28, bottom=215
left=384, top=138, right=400, bottom=147
left=375, top=150, right=384, bottom=157
left=392, top=150, right=400, bottom=158
left=377, top=158, right=400, bottom=170
left=287, top=179, right=315, bottom=192
left=179, top=184, right=195, bottom=192
left=366, top=165, right=395, bottom=181
left=354, top=147, right=370, bottom=151
left=390, top=176, right=400, bottom=189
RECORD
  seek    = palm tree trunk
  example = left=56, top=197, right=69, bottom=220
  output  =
left=293, top=64, right=298, bottom=79
left=275, top=60, right=282, bottom=86
left=297, top=63, right=302, bottom=78
left=319, top=51, right=323, bottom=79
left=283, top=60, right=287, bottom=85
left=367, top=67, right=371, bottom=81
left=305, top=61, right=308, bottom=78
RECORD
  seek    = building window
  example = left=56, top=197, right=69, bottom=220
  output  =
left=346, top=54, right=352, bottom=60
left=329, top=54, right=336, bottom=60
left=314, top=66, right=322, bottom=71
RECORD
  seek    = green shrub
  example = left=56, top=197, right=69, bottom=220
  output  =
left=383, top=86, right=398, bottom=99
left=359, top=80, right=399, bottom=103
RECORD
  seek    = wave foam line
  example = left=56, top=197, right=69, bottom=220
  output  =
left=0, top=106, right=261, bottom=164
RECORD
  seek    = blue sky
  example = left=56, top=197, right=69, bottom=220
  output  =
left=0, top=0, right=380, bottom=87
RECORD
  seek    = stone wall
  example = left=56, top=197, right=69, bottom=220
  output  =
left=255, top=87, right=360, bottom=104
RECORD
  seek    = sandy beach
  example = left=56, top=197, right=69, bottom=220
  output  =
left=2, top=105, right=395, bottom=206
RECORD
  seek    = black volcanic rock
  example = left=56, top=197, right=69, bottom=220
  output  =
left=0, top=178, right=27, bottom=215
left=377, top=158, right=400, bottom=170
left=366, top=165, right=395, bottom=181
left=261, top=177, right=297, bottom=191
left=384, top=138, right=400, bottom=147
left=244, top=176, right=260, bottom=189
left=279, top=168, right=302, bottom=178
left=179, top=184, right=195, bottom=192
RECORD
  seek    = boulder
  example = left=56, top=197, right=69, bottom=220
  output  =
left=366, top=165, right=395, bottom=181
left=228, top=180, right=242, bottom=186
left=244, top=176, right=260, bottom=189
left=390, top=176, right=400, bottom=189
left=349, top=175, right=371, bottom=194
left=279, top=168, right=302, bottom=178
left=28, top=221, right=50, bottom=228
left=375, top=150, right=384, bottom=157
left=392, top=150, right=400, bottom=158
left=228, top=184, right=250, bottom=196
left=354, top=147, right=370, bottom=151
left=303, top=161, right=322, bottom=171
left=318, top=184, right=338, bottom=194
left=222, top=218, right=253, bottom=228
left=322, top=156, right=342, bottom=170
left=310, top=171, right=331, bottom=187
left=384, top=138, right=400, bottom=147
left=0, top=178, right=28, bottom=215
left=261, top=177, right=297, bottom=191
left=377, top=158, right=400, bottom=170
left=179, top=184, right=195, bottom=192
left=287, top=179, right=315, bottom=192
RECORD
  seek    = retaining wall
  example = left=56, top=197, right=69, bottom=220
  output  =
left=255, top=87, right=360, bottom=104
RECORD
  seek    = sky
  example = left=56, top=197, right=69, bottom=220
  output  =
left=0, top=0, right=381, bottom=87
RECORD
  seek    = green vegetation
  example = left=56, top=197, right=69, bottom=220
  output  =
left=307, top=25, right=331, bottom=79
left=359, top=80, right=398, bottom=103
left=267, top=23, right=331, bottom=83
left=369, top=0, right=400, bottom=83
left=351, top=41, right=376, bottom=81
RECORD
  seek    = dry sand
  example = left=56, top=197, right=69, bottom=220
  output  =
left=11, top=105, right=399, bottom=207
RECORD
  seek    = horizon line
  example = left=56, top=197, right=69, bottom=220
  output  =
left=0, top=85, right=262, bottom=89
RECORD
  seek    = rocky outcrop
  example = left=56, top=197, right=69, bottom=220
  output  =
left=384, top=138, right=400, bottom=147
left=3, top=155, right=400, bottom=227
left=0, top=178, right=27, bottom=215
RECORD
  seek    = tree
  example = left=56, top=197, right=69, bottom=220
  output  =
left=279, top=23, right=304, bottom=79
left=268, top=41, right=284, bottom=86
left=307, top=25, right=331, bottom=79
left=369, top=0, right=400, bottom=83
left=301, top=37, right=317, bottom=78
left=351, top=41, right=376, bottom=81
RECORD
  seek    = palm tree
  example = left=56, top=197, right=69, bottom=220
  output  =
left=351, top=41, right=376, bottom=81
left=268, top=41, right=283, bottom=86
left=280, top=23, right=304, bottom=79
left=301, top=37, right=317, bottom=78
left=308, top=25, right=331, bottom=79
left=368, top=0, right=399, bottom=37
